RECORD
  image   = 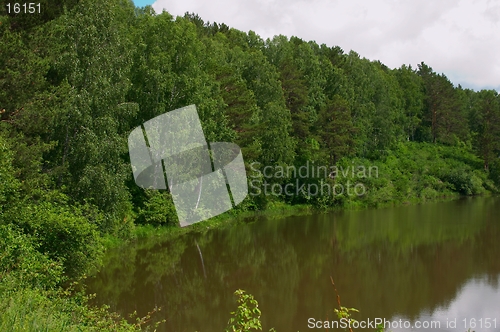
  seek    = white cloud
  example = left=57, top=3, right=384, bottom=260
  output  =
left=152, top=0, right=500, bottom=91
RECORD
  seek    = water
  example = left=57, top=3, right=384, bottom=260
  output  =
left=87, top=197, right=500, bottom=331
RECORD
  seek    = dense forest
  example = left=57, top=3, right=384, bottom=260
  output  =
left=1, top=0, right=500, bottom=330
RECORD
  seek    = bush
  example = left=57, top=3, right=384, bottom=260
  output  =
left=226, top=290, right=270, bottom=332
left=6, top=200, right=103, bottom=278
left=420, top=187, right=439, bottom=200
left=490, top=158, right=500, bottom=187
left=0, top=134, right=21, bottom=215
left=439, top=168, right=485, bottom=195
left=137, top=190, right=178, bottom=227
left=0, top=224, right=64, bottom=291
left=0, top=285, right=146, bottom=332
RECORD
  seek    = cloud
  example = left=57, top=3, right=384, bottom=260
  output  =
left=152, top=0, right=500, bottom=91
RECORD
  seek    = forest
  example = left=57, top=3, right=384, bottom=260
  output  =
left=1, top=0, right=500, bottom=330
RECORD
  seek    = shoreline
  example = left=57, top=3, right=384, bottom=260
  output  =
left=99, top=191, right=482, bottom=253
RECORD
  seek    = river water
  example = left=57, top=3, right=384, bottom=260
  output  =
left=87, top=197, right=500, bottom=331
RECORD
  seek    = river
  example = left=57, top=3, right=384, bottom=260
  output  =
left=87, top=197, right=500, bottom=331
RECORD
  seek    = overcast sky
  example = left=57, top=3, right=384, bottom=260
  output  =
left=136, top=0, right=500, bottom=92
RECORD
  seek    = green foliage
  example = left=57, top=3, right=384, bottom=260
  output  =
left=0, top=22, right=50, bottom=117
left=7, top=199, right=104, bottom=278
left=394, top=64, right=424, bottom=141
left=318, top=95, right=356, bottom=164
left=469, top=89, right=500, bottom=170
left=225, top=290, right=262, bottom=331
left=1, top=1, right=500, bottom=330
left=490, top=158, right=500, bottom=186
left=0, top=133, right=20, bottom=214
left=306, top=142, right=496, bottom=210
left=334, top=306, right=360, bottom=331
left=0, top=285, right=160, bottom=332
left=225, top=289, right=277, bottom=332
left=417, top=62, right=468, bottom=144
left=137, top=190, right=178, bottom=227
left=0, top=224, right=64, bottom=291
left=0, top=224, right=154, bottom=332
left=3, top=0, right=497, bottom=232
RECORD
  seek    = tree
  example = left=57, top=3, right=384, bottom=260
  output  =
left=279, top=58, right=309, bottom=138
left=0, top=133, right=21, bottom=215
left=128, top=12, right=233, bottom=143
left=199, top=34, right=260, bottom=158
left=264, top=36, right=330, bottom=161
left=340, top=53, right=403, bottom=157
left=0, top=19, right=50, bottom=121
left=370, top=62, right=405, bottom=154
left=36, top=0, right=137, bottom=224
left=394, top=65, right=425, bottom=141
left=238, top=42, right=296, bottom=165
left=417, top=62, right=468, bottom=144
left=470, top=90, right=500, bottom=170
left=318, top=95, right=356, bottom=165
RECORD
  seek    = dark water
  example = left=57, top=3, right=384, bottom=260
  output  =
left=87, top=197, right=500, bottom=331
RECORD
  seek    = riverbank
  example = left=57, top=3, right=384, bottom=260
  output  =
left=100, top=189, right=481, bottom=253
left=101, top=202, right=314, bottom=249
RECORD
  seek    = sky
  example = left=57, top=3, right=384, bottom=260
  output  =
left=133, top=0, right=500, bottom=92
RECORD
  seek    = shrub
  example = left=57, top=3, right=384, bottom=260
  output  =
left=6, top=201, right=103, bottom=278
left=0, top=224, right=64, bottom=291
left=226, top=289, right=276, bottom=332
left=137, top=190, right=178, bottom=227
left=489, top=158, right=500, bottom=187
left=0, top=134, right=21, bottom=215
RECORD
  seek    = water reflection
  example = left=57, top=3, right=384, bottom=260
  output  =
left=87, top=197, right=500, bottom=332
left=392, top=276, right=500, bottom=332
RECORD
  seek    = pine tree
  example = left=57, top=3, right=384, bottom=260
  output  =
left=318, top=95, right=356, bottom=165
left=470, top=90, right=500, bottom=170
